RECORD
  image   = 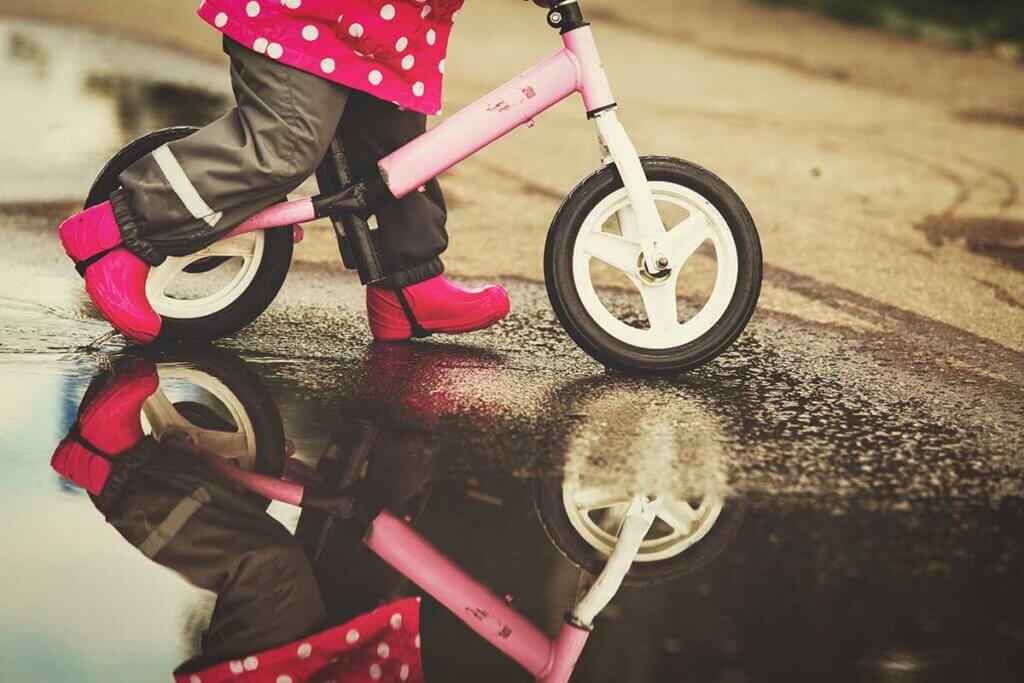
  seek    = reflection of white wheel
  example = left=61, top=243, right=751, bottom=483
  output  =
left=562, top=483, right=723, bottom=563
left=545, top=156, right=762, bottom=373
left=534, top=376, right=744, bottom=585
left=130, top=349, right=286, bottom=499
left=147, top=232, right=265, bottom=320
left=142, top=365, right=259, bottom=471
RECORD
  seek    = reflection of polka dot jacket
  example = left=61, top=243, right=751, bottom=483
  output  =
left=198, top=0, right=465, bottom=115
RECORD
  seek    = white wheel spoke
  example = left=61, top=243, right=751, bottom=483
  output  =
left=600, top=503, right=631, bottom=535
left=200, top=234, right=257, bottom=258
left=573, top=486, right=630, bottom=512
left=581, top=230, right=641, bottom=277
left=656, top=498, right=698, bottom=533
left=141, top=392, right=184, bottom=436
left=189, top=427, right=250, bottom=459
left=146, top=256, right=190, bottom=295
left=667, top=213, right=713, bottom=268
left=638, top=277, right=680, bottom=333
left=614, top=205, right=640, bottom=241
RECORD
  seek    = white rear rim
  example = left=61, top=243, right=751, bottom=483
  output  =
left=562, top=482, right=724, bottom=562
left=571, top=181, right=740, bottom=350
left=146, top=232, right=264, bottom=319
left=141, top=365, right=258, bottom=471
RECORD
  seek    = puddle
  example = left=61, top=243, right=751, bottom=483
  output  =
left=1, top=345, right=1022, bottom=681
left=0, top=18, right=228, bottom=204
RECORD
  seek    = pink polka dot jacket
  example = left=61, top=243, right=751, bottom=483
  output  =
left=198, top=0, right=465, bottom=115
left=173, top=598, right=424, bottom=682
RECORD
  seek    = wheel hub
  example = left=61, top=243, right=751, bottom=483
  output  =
left=637, top=253, right=672, bottom=285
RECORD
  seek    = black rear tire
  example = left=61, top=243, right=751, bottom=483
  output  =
left=86, top=127, right=294, bottom=342
left=544, top=156, right=762, bottom=374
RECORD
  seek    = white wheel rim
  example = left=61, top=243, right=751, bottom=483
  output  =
left=571, top=181, right=740, bottom=350
left=562, top=482, right=724, bottom=562
left=141, top=365, right=259, bottom=471
left=146, top=232, right=264, bottom=319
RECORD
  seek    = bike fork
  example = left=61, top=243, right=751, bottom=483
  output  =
left=592, top=110, right=670, bottom=274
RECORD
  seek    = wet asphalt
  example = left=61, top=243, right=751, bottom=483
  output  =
left=2, top=15, right=1024, bottom=683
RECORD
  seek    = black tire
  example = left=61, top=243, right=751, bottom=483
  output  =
left=534, top=477, right=745, bottom=587
left=133, top=346, right=286, bottom=507
left=544, top=156, right=762, bottom=374
left=86, top=127, right=294, bottom=342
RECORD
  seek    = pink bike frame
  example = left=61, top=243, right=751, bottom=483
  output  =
left=366, top=512, right=592, bottom=683
left=226, top=26, right=616, bottom=239
left=178, top=434, right=658, bottom=683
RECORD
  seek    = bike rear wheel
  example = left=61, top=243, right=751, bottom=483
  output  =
left=86, top=127, right=294, bottom=341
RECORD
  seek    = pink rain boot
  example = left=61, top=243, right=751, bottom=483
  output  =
left=366, top=274, right=510, bottom=342
left=58, top=201, right=161, bottom=344
left=51, top=359, right=159, bottom=494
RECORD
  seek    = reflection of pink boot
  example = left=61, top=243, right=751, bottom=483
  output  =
left=366, top=274, right=510, bottom=342
left=58, top=201, right=161, bottom=344
left=50, top=360, right=159, bottom=494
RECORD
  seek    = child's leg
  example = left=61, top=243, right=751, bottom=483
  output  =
left=115, top=37, right=351, bottom=264
left=338, top=91, right=449, bottom=289
left=341, top=91, right=510, bottom=341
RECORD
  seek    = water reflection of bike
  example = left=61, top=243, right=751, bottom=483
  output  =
left=50, top=350, right=666, bottom=682
left=51, top=350, right=741, bottom=679
left=534, top=376, right=744, bottom=586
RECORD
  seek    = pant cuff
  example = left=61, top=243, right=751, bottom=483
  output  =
left=109, top=189, right=167, bottom=267
left=385, top=258, right=444, bottom=289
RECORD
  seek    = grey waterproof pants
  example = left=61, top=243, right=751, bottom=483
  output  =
left=118, top=37, right=448, bottom=288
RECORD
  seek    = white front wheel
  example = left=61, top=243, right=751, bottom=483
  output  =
left=545, top=156, right=762, bottom=374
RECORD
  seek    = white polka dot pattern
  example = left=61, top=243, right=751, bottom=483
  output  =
left=198, top=0, right=462, bottom=115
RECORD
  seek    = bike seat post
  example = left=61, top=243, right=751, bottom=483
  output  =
left=316, top=134, right=387, bottom=285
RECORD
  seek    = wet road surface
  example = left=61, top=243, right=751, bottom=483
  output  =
left=2, top=15, right=1024, bottom=683
left=4, top=202, right=1024, bottom=681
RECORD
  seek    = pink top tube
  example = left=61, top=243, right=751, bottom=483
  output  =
left=379, top=26, right=616, bottom=199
